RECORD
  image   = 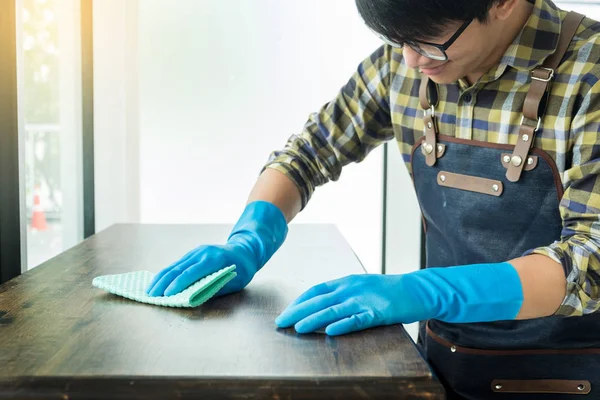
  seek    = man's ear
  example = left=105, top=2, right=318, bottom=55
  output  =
left=489, top=0, right=521, bottom=22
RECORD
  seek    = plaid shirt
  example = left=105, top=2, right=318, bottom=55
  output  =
left=263, top=0, right=600, bottom=318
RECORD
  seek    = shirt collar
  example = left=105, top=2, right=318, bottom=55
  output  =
left=484, top=0, right=561, bottom=83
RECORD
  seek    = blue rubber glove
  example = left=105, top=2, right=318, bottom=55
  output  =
left=146, top=201, right=288, bottom=297
left=275, top=262, right=524, bottom=336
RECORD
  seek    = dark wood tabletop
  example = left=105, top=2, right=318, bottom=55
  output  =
left=0, top=224, right=445, bottom=399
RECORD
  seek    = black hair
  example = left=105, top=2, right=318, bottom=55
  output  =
left=355, top=0, right=500, bottom=43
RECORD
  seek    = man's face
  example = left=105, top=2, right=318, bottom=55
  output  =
left=402, top=18, right=502, bottom=84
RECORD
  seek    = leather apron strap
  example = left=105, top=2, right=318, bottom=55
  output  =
left=419, top=76, right=440, bottom=166
left=418, top=11, right=585, bottom=181
left=506, top=11, right=584, bottom=182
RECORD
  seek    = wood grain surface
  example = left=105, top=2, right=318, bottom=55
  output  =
left=0, top=224, right=445, bottom=399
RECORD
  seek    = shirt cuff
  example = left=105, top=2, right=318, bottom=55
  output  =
left=261, top=161, right=313, bottom=210
left=526, top=244, right=590, bottom=317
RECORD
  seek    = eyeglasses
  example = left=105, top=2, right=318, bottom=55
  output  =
left=372, top=19, right=472, bottom=61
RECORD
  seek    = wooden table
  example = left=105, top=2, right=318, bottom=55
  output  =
left=0, top=224, right=445, bottom=399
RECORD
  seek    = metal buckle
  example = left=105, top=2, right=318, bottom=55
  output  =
left=430, top=104, right=435, bottom=118
left=520, top=115, right=542, bottom=132
left=423, top=104, right=436, bottom=118
left=531, top=67, right=554, bottom=82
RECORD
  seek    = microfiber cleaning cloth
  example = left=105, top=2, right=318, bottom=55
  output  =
left=92, top=265, right=237, bottom=308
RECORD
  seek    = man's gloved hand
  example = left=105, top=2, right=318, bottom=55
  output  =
left=275, top=262, right=524, bottom=336
left=146, top=201, right=288, bottom=297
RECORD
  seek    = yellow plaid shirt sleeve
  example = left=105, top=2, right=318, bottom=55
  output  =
left=529, top=79, right=600, bottom=317
left=263, top=45, right=395, bottom=207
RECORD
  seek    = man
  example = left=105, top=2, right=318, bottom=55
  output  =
left=146, top=0, right=600, bottom=398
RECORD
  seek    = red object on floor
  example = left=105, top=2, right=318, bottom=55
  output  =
left=31, top=186, right=47, bottom=231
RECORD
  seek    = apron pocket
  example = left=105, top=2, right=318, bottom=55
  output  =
left=425, top=323, right=598, bottom=399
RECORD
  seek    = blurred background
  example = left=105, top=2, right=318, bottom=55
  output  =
left=18, top=0, right=398, bottom=273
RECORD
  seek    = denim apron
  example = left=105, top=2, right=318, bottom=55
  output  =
left=410, top=12, right=600, bottom=399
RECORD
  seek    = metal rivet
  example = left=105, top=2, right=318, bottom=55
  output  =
left=437, top=145, right=443, bottom=153
left=427, top=122, right=433, bottom=129
left=440, top=175, right=447, bottom=182
left=450, top=345, right=456, bottom=352
left=578, top=384, right=586, bottom=391
left=527, top=157, right=534, bottom=165
left=495, top=384, right=503, bottom=390
left=424, top=143, right=433, bottom=154
left=503, top=155, right=511, bottom=163
left=492, top=184, right=499, bottom=192
left=522, top=134, right=529, bottom=142
left=511, top=156, right=523, bottom=167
